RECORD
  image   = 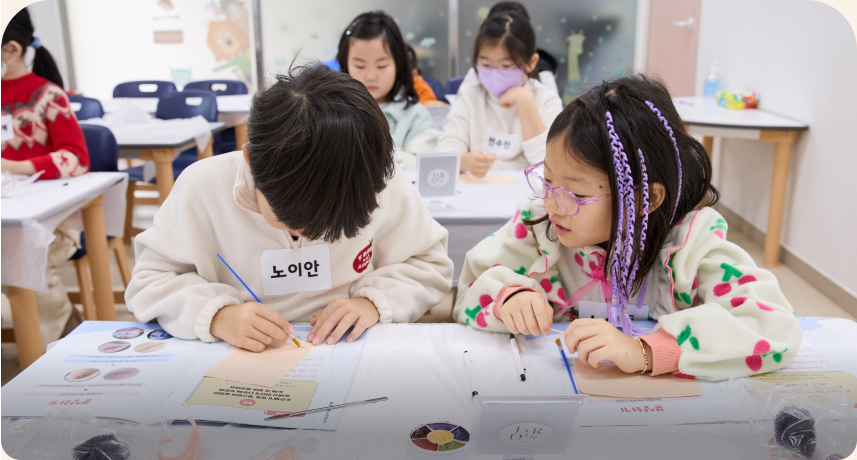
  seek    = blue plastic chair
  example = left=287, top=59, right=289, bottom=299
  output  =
left=183, top=80, right=248, bottom=95
left=422, top=76, right=449, bottom=104
left=443, top=76, right=465, bottom=97
left=70, top=125, right=132, bottom=320
left=321, top=58, right=341, bottom=71
left=125, top=89, right=219, bottom=182
left=113, top=80, right=177, bottom=98
left=69, top=96, right=105, bottom=120
left=182, top=80, right=245, bottom=152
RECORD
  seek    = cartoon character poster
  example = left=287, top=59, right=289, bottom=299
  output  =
left=206, top=0, right=253, bottom=89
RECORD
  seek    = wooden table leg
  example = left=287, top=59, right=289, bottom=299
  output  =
left=702, top=136, right=714, bottom=160
left=81, top=194, right=116, bottom=321
left=235, top=121, right=248, bottom=149
left=7, top=286, right=43, bottom=369
left=139, top=148, right=175, bottom=205
left=760, top=130, right=798, bottom=267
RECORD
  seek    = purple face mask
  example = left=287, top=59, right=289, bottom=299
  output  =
left=477, top=67, right=524, bottom=99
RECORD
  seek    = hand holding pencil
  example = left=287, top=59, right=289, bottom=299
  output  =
left=214, top=253, right=301, bottom=352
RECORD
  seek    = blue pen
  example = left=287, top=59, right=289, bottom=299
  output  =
left=216, top=253, right=301, bottom=347
left=555, top=338, right=578, bottom=394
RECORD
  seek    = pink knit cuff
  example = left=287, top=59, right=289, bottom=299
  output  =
left=493, top=286, right=538, bottom=317
left=640, top=328, right=682, bottom=376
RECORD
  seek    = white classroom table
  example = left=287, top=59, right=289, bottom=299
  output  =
left=406, top=169, right=532, bottom=285
left=674, top=97, right=809, bottom=267
left=85, top=120, right=225, bottom=206
left=1, top=172, right=127, bottom=369
left=3, top=317, right=855, bottom=459
left=101, top=94, right=252, bottom=147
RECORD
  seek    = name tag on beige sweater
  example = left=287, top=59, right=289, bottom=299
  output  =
left=260, top=245, right=332, bottom=296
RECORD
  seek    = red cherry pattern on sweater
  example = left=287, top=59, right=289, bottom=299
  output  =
left=745, top=339, right=787, bottom=372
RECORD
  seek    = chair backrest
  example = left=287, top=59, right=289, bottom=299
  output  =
left=68, top=96, right=105, bottom=120
left=321, top=58, right=340, bottom=71
left=443, top=76, right=465, bottom=96
left=422, top=76, right=448, bottom=104
left=113, top=80, right=177, bottom=98
left=183, top=80, right=248, bottom=95
left=155, top=89, right=218, bottom=122
left=80, top=125, right=118, bottom=173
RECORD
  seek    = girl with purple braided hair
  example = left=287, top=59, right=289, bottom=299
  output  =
left=455, top=75, right=802, bottom=381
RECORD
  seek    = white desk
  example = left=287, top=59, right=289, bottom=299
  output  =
left=407, top=170, right=532, bottom=285
left=674, top=97, right=809, bottom=267
left=102, top=94, right=252, bottom=147
left=1, top=172, right=127, bottom=368
left=81, top=119, right=225, bottom=206
left=3, top=318, right=855, bottom=459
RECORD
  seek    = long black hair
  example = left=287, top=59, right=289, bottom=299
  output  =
left=2, top=7, right=64, bottom=88
left=472, top=12, right=537, bottom=79
left=527, top=74, right=719, bottom=295
left=336, top=11, right=418, bottom=108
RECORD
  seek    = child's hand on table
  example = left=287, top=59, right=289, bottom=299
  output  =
left=460, top=150, right=496, bottom=178
left=500, top=291, right=553, bottom=336
left=210, top=302, right=293, bottom=352
left=308, top=298, right=379, bottom=345
left=563, top=318, right=651, bottom=373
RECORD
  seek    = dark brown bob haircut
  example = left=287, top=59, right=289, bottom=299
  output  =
left=246, top=63, right=395, bottom=242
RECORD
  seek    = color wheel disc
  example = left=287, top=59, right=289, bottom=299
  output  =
left=409, top=422, right=470, bottom=456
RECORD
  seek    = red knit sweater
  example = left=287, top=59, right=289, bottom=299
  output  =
left=1, top=73, right=89, bottom=179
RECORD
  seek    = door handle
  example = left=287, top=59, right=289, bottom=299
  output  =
left=673, top=16, right=694, bottom=31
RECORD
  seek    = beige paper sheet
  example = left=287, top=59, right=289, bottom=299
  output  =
left=187, top=378, right=317, bottom=413
left=751, top=371, right=857, bottom=401
left=574, top=358, right=704, bottom=398
left=204, top=340, right=312, bottom=387
left=459, top=174, right=515, bottom=184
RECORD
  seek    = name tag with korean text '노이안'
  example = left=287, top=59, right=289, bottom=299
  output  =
left=260, top=245, right=332, bottom=296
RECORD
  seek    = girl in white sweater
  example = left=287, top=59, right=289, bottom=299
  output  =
left=437, top=12, right=563, bottom=177
left=126, top=65, right=454, bottom=352
left=337, top=12, right=436, bottom=170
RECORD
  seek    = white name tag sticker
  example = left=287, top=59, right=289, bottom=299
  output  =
left=578, top=301, right=649, bottom=321
left=481, top=128, right=520, bottom=160
left=260, top=245, right=332, bottom=296
left=1, top=114, right=13, bottom=142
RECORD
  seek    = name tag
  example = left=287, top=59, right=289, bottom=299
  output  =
left=260, top=245, right=332, bottom=296
left=1, top=115, right=13, bottom=142
left=578, top=301, right=650, bottom=321
left=481, top=128, right=520, bottom=160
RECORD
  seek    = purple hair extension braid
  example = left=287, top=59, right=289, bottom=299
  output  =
left=605, top=112, right=646, bottom=336
left=645, top=101, right=682, bottom=224
left=628, top=148, right=650, bottom=286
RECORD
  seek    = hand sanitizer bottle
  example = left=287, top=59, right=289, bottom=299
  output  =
left=703, top=60, right=721, bottom=97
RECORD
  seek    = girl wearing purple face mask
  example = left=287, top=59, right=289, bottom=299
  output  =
left=436, top=12, right=563, bottom=177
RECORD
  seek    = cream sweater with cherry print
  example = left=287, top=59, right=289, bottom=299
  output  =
left=455, top=198, right=802, bottom=381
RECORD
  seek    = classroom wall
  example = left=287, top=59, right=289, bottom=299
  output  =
left=64, top=0, right=256, bottom=100
left=694, top=0, right=857, bottom=297
left=24, top=0, right=71, bottom=90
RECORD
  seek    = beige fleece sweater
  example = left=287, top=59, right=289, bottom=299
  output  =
left=436, top=69, right=564, bottom=170
left=126, top=152, right=454, bottom=342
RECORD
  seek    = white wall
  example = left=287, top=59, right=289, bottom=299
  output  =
left=695, top=0, right=857, bottom=297
left=64, top=0, right=256, bottom=100
left=26, top=0, right=71, bottom=90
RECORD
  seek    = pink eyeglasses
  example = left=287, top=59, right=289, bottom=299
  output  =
left=524, top=161, right=610, bottom=216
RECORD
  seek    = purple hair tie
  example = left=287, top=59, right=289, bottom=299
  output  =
left=645, top=101, right=682, bottom=224
left=604, top=112, right=647, bottom=337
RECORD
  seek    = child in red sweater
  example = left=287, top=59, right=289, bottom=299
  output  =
left=1, top=9, right=88, bottom=179
left=1, top=8, right=90, bottom=345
